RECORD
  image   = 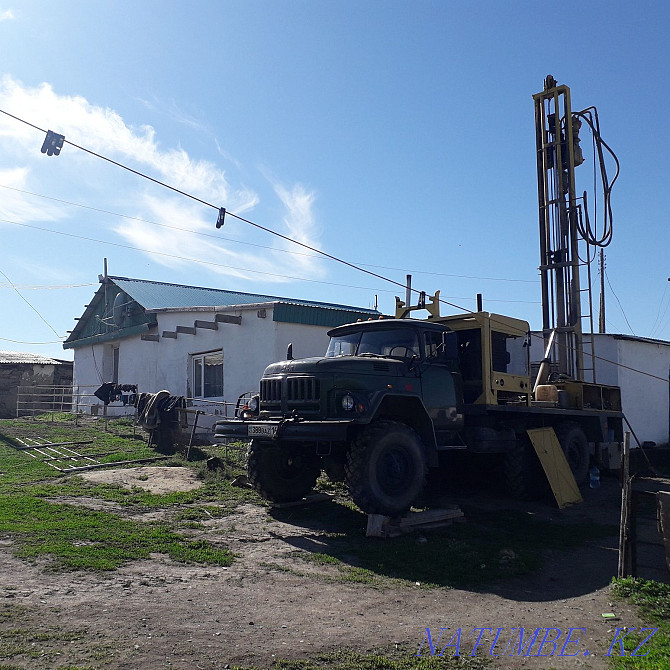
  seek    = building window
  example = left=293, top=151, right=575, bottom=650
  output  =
left=192, top=351, right=223, bottom=398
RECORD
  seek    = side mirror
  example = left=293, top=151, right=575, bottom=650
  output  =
left=287, top=343, right=293, bottom=360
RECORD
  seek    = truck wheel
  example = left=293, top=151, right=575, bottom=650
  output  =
left=345, top=421, right=427, bottom=516
left=555, top=423, right=589, bottom=486
left=504, top=435, right=547, bottom=500
left=247, top=440, right=320, bottom=503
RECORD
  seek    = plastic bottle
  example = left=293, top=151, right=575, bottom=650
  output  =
left=589, top=465, right=600, bottom=489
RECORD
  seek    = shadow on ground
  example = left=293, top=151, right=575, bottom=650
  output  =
left=268, top=454, right=638, bottom=601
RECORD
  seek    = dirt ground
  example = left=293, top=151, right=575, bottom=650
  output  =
left=0, top=466, right=663, bottom=669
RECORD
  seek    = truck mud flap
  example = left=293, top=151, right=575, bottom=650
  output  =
left=526, top=427, right=582, bottom=509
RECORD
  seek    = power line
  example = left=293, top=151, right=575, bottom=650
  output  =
left=0, top=282, right=96, bottom=290
left=1, top=217, right=543, bottom=305
left=0, top=336, right=65, bottom=345
left=650, top=279, right=670, bottom=339
left=1, top=106, right=667, bottom=386
left=0, top=268, right=63, bottom=339
left=0, top=107, right=470, bottom=314
left=0, top=183, right=539, bottom=285
left=605, top=268, right=636, bottom=336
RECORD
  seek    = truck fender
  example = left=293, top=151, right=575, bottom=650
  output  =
left=370, top=393, right=438, bottom=467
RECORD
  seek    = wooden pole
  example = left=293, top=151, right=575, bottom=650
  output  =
left=617, top=432, right=631, bottom=578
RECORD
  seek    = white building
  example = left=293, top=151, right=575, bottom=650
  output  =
left=63, top=276, right=379, bottom=422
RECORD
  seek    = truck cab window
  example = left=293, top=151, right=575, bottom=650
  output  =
left=424, top=330, right=457, bottom=363
left=326, top=328, right=420, bottom=359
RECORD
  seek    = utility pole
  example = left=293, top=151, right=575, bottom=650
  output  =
left=598, top=249, right=606, bottom=333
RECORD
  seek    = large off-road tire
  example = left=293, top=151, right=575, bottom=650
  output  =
left=345, top=421, right=427, bottom=516
left=504, top=434, right=548, bottom=500
left=555, top=422, right=590, bottom=486
left=247, top=440, right=321, bottom=503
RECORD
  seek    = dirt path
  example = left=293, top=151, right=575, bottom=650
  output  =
left=0, top=469, right=649, bottom=669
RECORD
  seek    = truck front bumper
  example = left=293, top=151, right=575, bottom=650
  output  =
left=213, top=418, right=355, bottom=442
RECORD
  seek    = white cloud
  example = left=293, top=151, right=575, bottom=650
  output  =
left=0, top=167, right=65, bottom=223
left=271, top=181, right=324, bottom=277
left=0, top=75, right=255, bottom=209
left=0, top=9, right=14, bottom=22
left=0, top=76, right=326, bottom=283
left=115, top=191, right=324, bottom=283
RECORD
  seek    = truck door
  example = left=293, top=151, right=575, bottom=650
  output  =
left=420, top=330, right=463, bottom=444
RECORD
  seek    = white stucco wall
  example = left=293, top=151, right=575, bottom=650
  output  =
left=71, top=304, right=337, bottom=423
left=615, top=338, right=669, bottom=446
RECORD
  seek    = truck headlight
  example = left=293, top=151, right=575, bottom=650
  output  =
left=341, top=394, right=355, bottom=411
left=241, top=394, right=260, bottom=419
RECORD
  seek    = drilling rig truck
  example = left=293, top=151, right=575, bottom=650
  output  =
left=213, top=76, right=624, bottom=516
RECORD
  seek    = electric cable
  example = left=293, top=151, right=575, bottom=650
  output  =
left=0, top=268, right=63, bottom=340
left=0, top=107, right=476, bottom=314
left=0, top=184, right=538, bottom=286
left=573, top=106, right=619, bottom=248
left=1, top=217, right=542, bottom=305
left=0, top=336, right=65, bottom=345
left=1, top=107, right=667, bottom=386
left=649, top=280, right=670, bottom=339
left=605, top=269, right=636, bottom=336
left=0, top=183, right=539, bottom=285
left=0, top=282, right=96, bottom=290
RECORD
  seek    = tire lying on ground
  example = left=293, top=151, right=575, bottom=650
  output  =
left=345, top=420, right=427, bottom=517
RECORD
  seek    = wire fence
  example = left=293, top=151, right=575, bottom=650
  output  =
left=14, top=385, right=252, bottom=445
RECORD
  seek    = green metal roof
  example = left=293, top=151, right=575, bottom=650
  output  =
left=64, top=276, right=380, bottom=348
left=109, top=276, right=379, bottom=314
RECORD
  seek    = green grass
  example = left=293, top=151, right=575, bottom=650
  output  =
left=234, top=649, right=489, bottom=669
left=608, top=578, right=670, bottom=668
left=0, top=416, right=618, bottom=590
left=0, top=494, right=233, bottom=570
left=0, top=417, right=251, bottom=571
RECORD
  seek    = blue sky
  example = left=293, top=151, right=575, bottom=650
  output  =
left=1, top=1, right=669, bottom=360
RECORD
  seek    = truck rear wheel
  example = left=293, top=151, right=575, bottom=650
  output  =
left=504, top=435, right=547, bottom=500
left=345, top=421, right=427, bottom=516
left=555, top=423, right=589, bottom=486
left=247, top=440, right=321, bottom=503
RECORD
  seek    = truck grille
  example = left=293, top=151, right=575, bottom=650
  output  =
left=260, top=376, right=321, bottom=404
left=260, top=378, right=282, bottom=403
left=287, top=377, right=320, bottom=402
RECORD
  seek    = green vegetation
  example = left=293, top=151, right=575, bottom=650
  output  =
left=235, top=649, right=488, bottom=669
left=609, top=578, right=670, bottom=669
left=0, top=416, right=618, bottom=588
left=0, top=416, right=255, bottom=571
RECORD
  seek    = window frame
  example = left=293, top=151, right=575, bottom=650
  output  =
left=191, top=349, right=224, bottom=399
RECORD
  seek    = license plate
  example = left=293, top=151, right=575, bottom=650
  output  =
left=248, top=424, right=278, bottom=437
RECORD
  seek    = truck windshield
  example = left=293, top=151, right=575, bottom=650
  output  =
left=326, top=328, right=420, bottom=359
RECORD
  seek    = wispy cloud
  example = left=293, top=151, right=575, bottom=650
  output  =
left=271, top=180, right=324, bottom=277
left=0, top=9, right=14, bottom=22
left=0, top=167, right=64, bottom=223
left=0, top=76, right=326, bottom=284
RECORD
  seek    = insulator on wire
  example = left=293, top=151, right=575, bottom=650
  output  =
left=41, top=130, right=65, bottom=156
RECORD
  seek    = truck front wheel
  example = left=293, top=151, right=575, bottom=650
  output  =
left=345, top=421, right=427, bottom=516
left=247, top=440, right=321, bottom=503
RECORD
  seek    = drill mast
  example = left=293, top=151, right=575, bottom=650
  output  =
left=534, top=75, right=594, bottom=381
